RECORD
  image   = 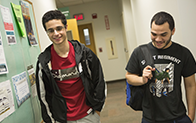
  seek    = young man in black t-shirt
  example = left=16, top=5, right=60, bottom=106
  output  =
left=126, top=11, right=196, bottom=123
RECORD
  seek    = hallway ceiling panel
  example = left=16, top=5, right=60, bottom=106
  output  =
left=55, top=0, right=105, bottom=8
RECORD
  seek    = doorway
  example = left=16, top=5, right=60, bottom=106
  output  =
left=78, top=23, right=97, bottom=55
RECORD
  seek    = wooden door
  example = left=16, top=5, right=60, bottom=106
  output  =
left=78, top=23, right=97, bottom=55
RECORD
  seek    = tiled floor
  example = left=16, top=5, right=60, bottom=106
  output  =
left=100, top=79, right=142, bottom=123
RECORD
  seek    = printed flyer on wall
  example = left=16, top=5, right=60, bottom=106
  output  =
left=12, top=71, right=30, bottom=107
left=0, top=80, right=15, bottom=122
left=11, top=3, right=26, bottom=37
left=0, top=32, right=8, bottom=75
left=0, top=5, right=17, bottom=45
left=27, top=65, right=37, bottom=97
left=20, top=0, right=38, bottom=46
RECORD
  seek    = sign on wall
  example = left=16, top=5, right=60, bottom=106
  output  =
left=58, top=7, right=71, bottom=19
left=104, top=15, right=110, bottom=30
left=105, top=37, right=118, bottom=59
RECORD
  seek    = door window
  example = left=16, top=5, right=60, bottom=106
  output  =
left=83, top=28, right=91, bottom=45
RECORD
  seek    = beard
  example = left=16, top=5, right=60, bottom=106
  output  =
left=152, top=35, right=172, bottom=49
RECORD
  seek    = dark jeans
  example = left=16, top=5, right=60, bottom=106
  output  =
left=142, top=115, right=192, bottom=123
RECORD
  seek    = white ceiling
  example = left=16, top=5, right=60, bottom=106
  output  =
left=55, top=0, right=106, bottom=8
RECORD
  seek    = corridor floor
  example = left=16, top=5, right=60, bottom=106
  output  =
left=100, top=79, right=142, bottom=123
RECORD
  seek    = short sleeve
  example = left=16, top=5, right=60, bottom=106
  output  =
left=125, top=47, right=142, bottom=75
left=181, top=48, right=196, bottom=77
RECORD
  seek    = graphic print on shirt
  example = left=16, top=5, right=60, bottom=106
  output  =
left=150, top=62, right=174, bottom=97
left=51, top=66, right=79, bottom=81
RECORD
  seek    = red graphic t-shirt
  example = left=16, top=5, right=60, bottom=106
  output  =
left=51, top=42, right=91, bottom=121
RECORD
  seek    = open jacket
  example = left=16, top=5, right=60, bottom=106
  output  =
left=35, top=40, right=106, bottom=123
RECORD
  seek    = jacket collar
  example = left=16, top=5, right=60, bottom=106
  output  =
left=38, top=40, right=85, bottom=67
left=38, top=44, right=52, bottom=69
left=69, top=40, right=85, bottom=64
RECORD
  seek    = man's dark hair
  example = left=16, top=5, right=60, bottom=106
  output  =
left=42, top=10, right=67, bottom=30
left=150, top=11, right=175, bottom=31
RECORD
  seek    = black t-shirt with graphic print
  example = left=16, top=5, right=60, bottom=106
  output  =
left=126, top=42, right=196, bottom=122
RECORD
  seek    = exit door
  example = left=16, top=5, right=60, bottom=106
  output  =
left=78, top=23, right=97, bottom=55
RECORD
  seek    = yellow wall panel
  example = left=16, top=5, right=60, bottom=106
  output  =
left=67, top=19, right=80, bottom=42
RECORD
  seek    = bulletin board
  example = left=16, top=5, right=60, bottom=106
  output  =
left=0, top=0, right=42, bottom=123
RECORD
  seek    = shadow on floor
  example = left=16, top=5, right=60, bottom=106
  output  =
left=100, top=79, right=142, bottom=123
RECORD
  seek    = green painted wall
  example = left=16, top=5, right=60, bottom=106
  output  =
left=0, top=0, right=42, bottom=123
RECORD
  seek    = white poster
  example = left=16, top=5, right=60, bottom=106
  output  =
left=12, top=71, right=30, bottom=106
left=27, top=65, right=37, bottom=97
left=0, top=5, right=16, bottom=45
left=0, top=80, right=15, bottom=122
left=0, top=32, right=8, bottom=74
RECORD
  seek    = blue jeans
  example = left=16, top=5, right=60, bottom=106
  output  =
left=142, top=115, right=192, bottom=123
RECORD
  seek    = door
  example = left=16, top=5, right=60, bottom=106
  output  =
left=78, top=23, right=97, bottom=55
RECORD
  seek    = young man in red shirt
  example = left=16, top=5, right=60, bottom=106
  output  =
left=36, top=10, right=106, bottom=123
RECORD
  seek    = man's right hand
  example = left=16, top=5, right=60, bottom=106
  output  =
left=142, top=65, right=155, bottom=84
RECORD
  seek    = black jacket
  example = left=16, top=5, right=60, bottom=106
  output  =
left=36, top=40, right=106, bottom=123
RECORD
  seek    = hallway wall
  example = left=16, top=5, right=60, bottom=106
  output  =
left=67, top=0, right=127, bottom=81
left=28, top=0, right=196, bottom=121
left=120, top=0, right=137, bottom=61
left=29, top=0, right=57, bottom=52
left=29, top=0, right=80, bottom=52
left=130, top=0, right=196, bottom=57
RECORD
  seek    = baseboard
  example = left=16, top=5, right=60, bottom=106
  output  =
left=106, top=78, right=126, bottom=83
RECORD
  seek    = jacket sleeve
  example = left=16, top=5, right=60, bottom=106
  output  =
left=35, top=61, right=55, bottom=123
left=85, top=47, right=106, bottom=111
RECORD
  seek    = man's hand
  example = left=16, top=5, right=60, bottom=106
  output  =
left=142, top=65, right=155, bottom=84
left=184, top=75, right=196, bottom=122
left=188, top=114, right=193, bottom=122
